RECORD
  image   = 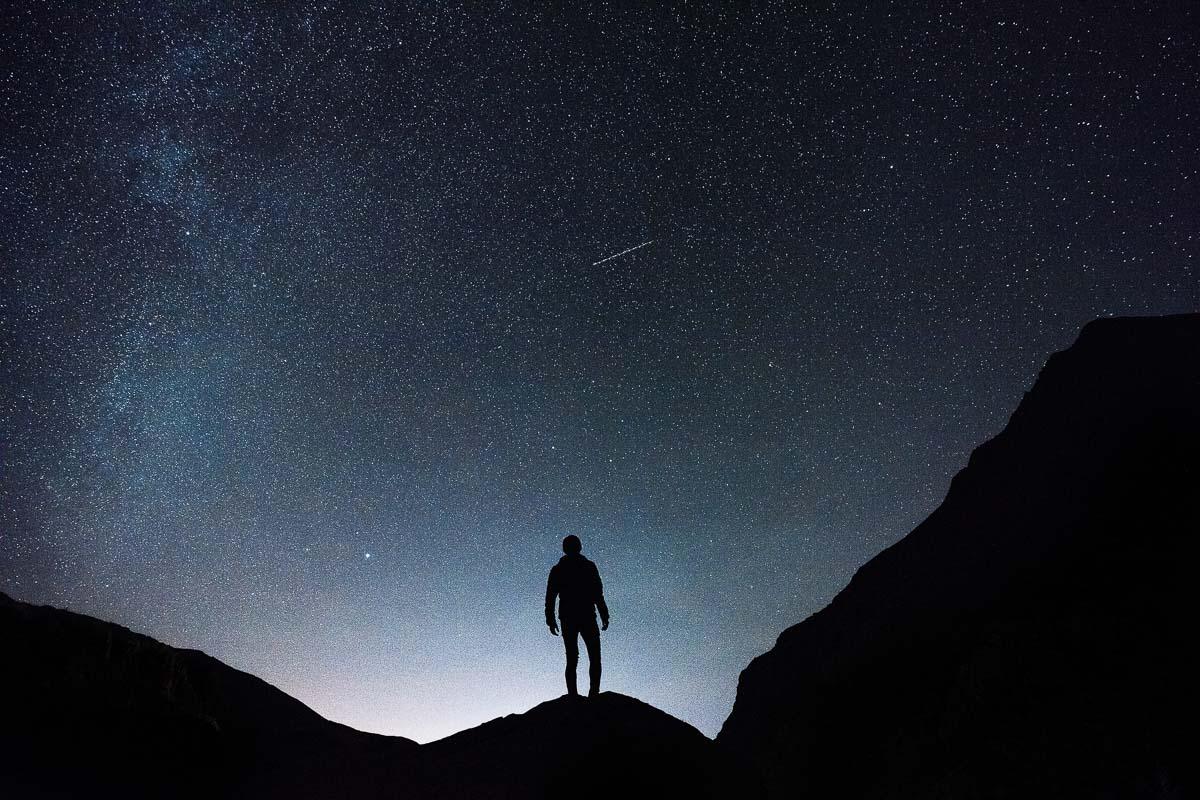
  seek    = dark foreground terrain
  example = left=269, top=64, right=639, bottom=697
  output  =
left=2, top=314, right=1196, bottom=799
left=0, top=590, right=736, bottom=799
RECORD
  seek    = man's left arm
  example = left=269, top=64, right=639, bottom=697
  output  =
left=545, top=568, right=559, bottom=635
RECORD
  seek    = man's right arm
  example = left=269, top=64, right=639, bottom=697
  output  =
left=593, top=562, right=610, bottom=630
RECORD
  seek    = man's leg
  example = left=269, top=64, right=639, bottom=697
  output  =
left=581, top=620, right=602, bottom=697
left=562, top=624, right=580, bottom=696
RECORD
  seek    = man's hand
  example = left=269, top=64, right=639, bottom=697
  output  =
left=601, top=618, right=609, bottom=631
left=548, top=622, right=559, bottom=636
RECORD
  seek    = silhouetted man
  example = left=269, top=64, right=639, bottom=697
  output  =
left=545, top=535, right=610, bottom=697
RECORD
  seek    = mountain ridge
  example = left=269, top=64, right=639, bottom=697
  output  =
left=3, top=313, right=1196, bottom=798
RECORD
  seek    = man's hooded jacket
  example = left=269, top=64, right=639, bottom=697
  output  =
left=545, top=553, right=609, bottom=627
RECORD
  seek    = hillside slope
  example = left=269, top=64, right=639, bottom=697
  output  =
left=0, top=592, right=419, bottom=798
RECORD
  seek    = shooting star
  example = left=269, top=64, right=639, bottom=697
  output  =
left=592, top=240, right=654, bottom=266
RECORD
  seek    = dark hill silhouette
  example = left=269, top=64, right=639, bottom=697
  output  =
left=716, top=313, right=1200, bottom=798
left=0, top=591, right=743, bottom=798
left=0, top=591, right=419, bottom=798
left=414, top=692, right=742, bottom=799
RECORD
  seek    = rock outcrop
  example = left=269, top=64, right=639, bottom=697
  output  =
left=716, top=314, right=1199, bottom=798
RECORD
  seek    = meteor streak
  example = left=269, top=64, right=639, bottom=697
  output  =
left=592, top=239, right=653, bottom=266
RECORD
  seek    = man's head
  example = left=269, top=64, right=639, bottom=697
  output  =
left=562, top=534, right=582, bottom=555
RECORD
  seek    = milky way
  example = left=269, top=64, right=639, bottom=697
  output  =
left=2, top=3, right=1197, bottom=741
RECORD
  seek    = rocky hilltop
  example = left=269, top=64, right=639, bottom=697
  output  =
left=415, top=692, right=738, bottom=799
left=717, top=313, right=1199, bottom=798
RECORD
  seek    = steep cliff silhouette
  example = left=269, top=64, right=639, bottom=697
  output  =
left=717, top=313, right=1199, bottom=798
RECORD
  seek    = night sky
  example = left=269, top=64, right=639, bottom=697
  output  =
left=2, top=3, right=1197, bottom=742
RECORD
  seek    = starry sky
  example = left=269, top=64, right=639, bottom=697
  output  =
left=2, top=3, right=1197, bottom=742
